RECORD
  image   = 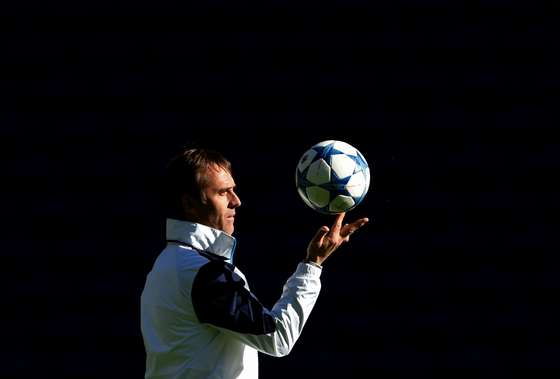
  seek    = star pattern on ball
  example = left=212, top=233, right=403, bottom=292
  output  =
left=296, top=140, right=370, bottom=215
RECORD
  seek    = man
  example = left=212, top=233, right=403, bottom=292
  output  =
left=141, top=148, right=368, bottom=378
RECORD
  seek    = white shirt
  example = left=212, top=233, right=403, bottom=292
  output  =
left=140, top=219, right=322, bottom=379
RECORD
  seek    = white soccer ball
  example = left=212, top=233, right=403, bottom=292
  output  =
left=295, top=140, right=370, bottom=214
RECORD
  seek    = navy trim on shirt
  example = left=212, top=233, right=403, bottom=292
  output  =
left=191, top=255, right=277, bottom=335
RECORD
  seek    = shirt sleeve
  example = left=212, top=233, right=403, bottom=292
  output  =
left=191, top=261, right=322, bottom=357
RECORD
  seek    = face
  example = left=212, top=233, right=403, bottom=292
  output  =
left=185, top=164, right=241, bottom=235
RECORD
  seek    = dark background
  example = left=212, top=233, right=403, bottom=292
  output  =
left=2, top=1, right=560, bottom=378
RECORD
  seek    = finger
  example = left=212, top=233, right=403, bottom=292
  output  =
left=340, top=223, right=351, bottom=237
left=341, top=217, right=369, bottom=238
left=311, top=226, right=330, bottom=245
left=328, top=212, right=345, bottom=237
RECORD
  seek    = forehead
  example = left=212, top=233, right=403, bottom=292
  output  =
left=204, top=164, right=235, bottom=188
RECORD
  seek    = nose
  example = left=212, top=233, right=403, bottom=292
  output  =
left=230, top=191, right=241, bottom=208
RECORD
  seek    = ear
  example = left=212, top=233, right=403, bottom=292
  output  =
left=181, top=193, right=198, bottom=218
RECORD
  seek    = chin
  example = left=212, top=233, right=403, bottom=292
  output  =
left=223, top=220, right=235, bottom=235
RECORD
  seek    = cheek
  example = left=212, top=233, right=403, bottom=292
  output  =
left=207, top=198, right=229, bottom=223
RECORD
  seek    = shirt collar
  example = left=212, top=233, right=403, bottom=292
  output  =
left=166, top=218, right=237, bottom=262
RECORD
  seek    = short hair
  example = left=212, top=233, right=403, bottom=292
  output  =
left=164, top=148, right=232, bottom=219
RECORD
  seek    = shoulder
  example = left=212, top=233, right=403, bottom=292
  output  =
left=194, top=257, right=241, bottom=285
left=173, top=245, right=210, bottom=270
left=153, top=245, right=211, bottom=290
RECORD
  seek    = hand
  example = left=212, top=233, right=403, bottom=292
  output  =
left=306, top=212, right=369, bottom=266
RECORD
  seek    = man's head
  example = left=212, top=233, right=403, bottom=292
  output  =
left=165, top=148, right=241, bottom=235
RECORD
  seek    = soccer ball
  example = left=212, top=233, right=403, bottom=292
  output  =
left=295, top=140, right=370, bottom=214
